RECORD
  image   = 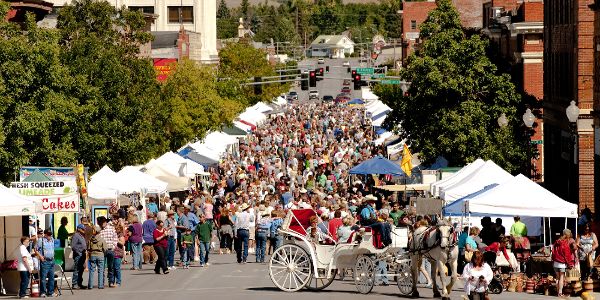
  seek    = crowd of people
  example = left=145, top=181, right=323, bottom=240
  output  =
left=16, top=101, right=423, bottom=298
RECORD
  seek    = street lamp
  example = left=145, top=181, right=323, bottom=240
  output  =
left=522, top=108, right=535, bottom=128
left=497, top=113, right=508, bottom=128
left=566, top=100, right=580, bottom=123
left=565, top=100, right=580, bottom=204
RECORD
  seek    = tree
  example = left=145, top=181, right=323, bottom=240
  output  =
left=241, top=0, right=250, bottom=20
left=374, top=0, right=531, bottom=173
left=161, top=60, right=243, bottom=150
left=57, top=0, right=167, bottom=171
left=218, top=42, right=289, bottom=106
left=217, top=0, right=230, bottom=18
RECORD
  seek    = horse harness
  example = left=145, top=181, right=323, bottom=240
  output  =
left=409, top=225, right=457, bottom=258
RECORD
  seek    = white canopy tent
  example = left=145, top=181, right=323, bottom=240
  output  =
left=234, top=121, right=252, bottom=132
left=273, top=96, right=287, bottom=106
left=116, top=166, right=169, bottom=194
left=440, top=160, right=513, bottom=202
left=0, top=184, right=37, bottom=217
left=372, top=114, right=387, bottom=127
left=88, top=165, right=129, bottom=197
left=238, top=109, right=267, bottom=126
left=374, top=131, right=393, bottom=146
left=149, top=152, right=207, bottom=177
left=443, top=174, right=578, bottom=218
left=430, top=159, right=486, bottom=197
left=144, top=164, right=191, bottom=192
left=250, top=102, right=274, bottom=113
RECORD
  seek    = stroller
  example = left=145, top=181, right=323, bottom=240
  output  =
left=483, top=251, right=507, bottom=294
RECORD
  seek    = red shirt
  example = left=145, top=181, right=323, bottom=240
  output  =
left=153, top=229, right=167, bottom=248
left=485, top=242, right=510, bottom=262
left=328, top=218, right=343, bottom=241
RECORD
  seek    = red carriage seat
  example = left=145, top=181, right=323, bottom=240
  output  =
left=346, top=227, right=385, bottom=249
left=288, top=209, right=317, bottom=236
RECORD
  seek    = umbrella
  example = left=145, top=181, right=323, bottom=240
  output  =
left=349, top=156, right=405, bottom=176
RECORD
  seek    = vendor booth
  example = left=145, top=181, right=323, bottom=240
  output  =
left=430, top=158, right=485, bottom=197
left=439, top=160, right=513, bottom=202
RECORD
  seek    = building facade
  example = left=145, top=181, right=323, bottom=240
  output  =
left=45, top=0, right=218, bottom=63
left=545, top=0, right=597, bottom=213
left=482, top=0, right=544, bottom=180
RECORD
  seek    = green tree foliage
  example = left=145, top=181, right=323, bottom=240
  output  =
left=161, top=60, right=243, bottom=150
left=218, top=42, right=288, bottom=106
left=374, top=0, right=531, bottom=173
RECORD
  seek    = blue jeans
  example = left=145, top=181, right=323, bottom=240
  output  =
left=198, top=241, right=210, bottom=265
left=19, top=271, right=30, bottom=297
left=104, top=250, right=115, bottom=285
left=72, top=252, right=86, bottom=287
left=236, top=229, right=249, bottom=263
left=131, top=242, right=142, bottom=270
left=39, top=260, right=55, bottom=296
left=182, top=246, right=194, bottom=266
left=113, top=258, right=122, bottom=285
left=255, top=232, right=267, bottom=262
left=376, top=261, right=389, bottom=284
left=88, top=256, right=105, bottom=289
left=167, top=237, right=176, bottom=267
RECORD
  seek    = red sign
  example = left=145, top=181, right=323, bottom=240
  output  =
left=153, top=58, right=178, bottom=82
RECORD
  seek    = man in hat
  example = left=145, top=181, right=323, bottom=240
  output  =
left=164, top=210, right=177, bottom=270
left=234, top=203, right=253, bottom=263
left=72, top=224, right=87, bottom=289
left=35, top=229, right=55, bottom=297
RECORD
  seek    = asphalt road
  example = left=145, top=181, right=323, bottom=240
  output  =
left=291, top=58, right=363, bottom=103
left=44, top=253, right=598, bottom=300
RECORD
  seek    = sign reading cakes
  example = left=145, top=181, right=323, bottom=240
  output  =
left=10, top=181, right=80, bottom=213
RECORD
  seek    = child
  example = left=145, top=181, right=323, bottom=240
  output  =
left=182, top=228, right=194, bottom=269
left=113, top=242, right=124, bottom=287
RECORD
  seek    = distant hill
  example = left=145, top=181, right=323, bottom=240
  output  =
left=223, top=0, right=382, bottom=7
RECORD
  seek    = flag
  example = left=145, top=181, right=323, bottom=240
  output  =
left=401, top=144, right=413, bottom=177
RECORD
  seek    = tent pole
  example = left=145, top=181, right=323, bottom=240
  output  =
left=543, top=217, right=546, bottom=247
left=549, top=220, right=552, bottom=244
left=575, top=218, right=578, bottom=237
left=564, top=217, right=567, bottom=230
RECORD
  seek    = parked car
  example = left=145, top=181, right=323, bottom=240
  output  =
left=341, top=86, right=352, bottom=94
left=309, top=90, right=319, bottom=100
left=343, top=79, right=351, bottom=86
left=287, top=91, right=298, bottom=101
left=317, top=58, right=325, bottom=64
left=322, top=95, right=334, bottom=102
left=342, top=61, right=350, bottom=67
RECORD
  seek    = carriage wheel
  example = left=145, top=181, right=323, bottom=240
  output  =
left=354, top=255, right=375, bottom=294
left=306, top=269, right=338, bottom=291
left=396, top=261, right=413, bottom=296
left=269, top=244, right=313, bottom=292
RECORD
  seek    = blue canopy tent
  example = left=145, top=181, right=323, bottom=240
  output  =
left=349, top=156, right=405, bottom=176
left=348, top=98, right=365, bottom=105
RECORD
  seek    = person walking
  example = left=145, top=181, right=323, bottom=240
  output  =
left=164, top=211, right=177, bottom=269
left=112, top=242, right=124, bottom=287
left=71, top=224, right=87, bottom=289
left=153, top=220, right=169, bottom=274
left=98, top=217, right=118, bottom=288
left=35, top=229, right=56, bottom=297
left=87, top=226, right=107, bottom=289
left=16, top=236, right=33, bottom=299
left=195, top=215, right=213, bottom=267
left=181, top=228, right=194, bottom=269
left=234, top=203, right=252, bottom=264
left=127, top=215, right=143, bottom=270
left=577, top=223, right=598, bottom=280
left=552, top=229, right=576, bottom=298
left=461, top=251, right=493, bottom=300
left=218, top=208, right=234, bottom=254
left=176, top=208, right=190, bottom=265
left=255, top=211, right=271, bottom=263
left=142, top=213, right=157, bottom=265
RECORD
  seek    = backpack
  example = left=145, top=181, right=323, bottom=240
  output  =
left=89, top=237, right=104, bottom=254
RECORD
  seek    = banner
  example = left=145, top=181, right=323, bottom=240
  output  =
left=37, top=193, right=80, bottom=213
left=154, top=58, right=177, bottom=82
left=20, top=167, right=77, bottom=182
left=10, top=181, right=78, bottom=196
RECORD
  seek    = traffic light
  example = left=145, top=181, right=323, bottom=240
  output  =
left=317, top=68, right=324, bottom=81
left=254, top=76, right=262, bottom=94
left=351, top=69, right=357, bottom=77
left=301, top=73, right=308, bottom=90
left=353, top=74, right=361, bottom=90
left=309, top=71, right=317, bottom=87
left=326, top=66, right=329, bottom=72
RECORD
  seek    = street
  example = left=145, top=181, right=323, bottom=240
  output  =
left=293, top=58, right=363, bottom=103
left=44, top=253, right=596, bottom=300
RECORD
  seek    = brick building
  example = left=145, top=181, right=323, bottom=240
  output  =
left=482, top=0, right=544, bottom=180
left=545, top=0, right=597, bottom=213
left=400, top=0, right=484, bottom=63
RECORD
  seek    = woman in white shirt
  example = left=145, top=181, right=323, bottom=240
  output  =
left=461, top=251, right=493, bottom=300
left=16, top=236, right=33, bottom=299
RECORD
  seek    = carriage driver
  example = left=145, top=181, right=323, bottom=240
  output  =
left=360, top=195, right=392, bottom=246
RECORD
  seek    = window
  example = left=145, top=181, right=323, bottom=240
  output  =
left=410, top=20, right=417, bottom=30
left=129, top=6, right=155, bottom=14
left=168, top=6, right=193, bottom=23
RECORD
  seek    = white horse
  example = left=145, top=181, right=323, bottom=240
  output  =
left=409, top=220, right=458, bottom=300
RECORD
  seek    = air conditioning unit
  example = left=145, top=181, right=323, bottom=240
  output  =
left=491, top=7, right=504, bottom=18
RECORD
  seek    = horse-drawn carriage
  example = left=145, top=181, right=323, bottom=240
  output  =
left=268, top=209, right=414, bottom=295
